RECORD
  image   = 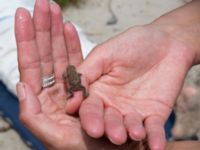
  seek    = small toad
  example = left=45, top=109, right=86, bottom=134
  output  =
left=63, top=65, right=88, bottom=99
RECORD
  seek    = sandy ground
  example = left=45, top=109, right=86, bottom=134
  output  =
left=0, top=0, right=191, bottom=149
left=63, top=0, right=187, bottom=43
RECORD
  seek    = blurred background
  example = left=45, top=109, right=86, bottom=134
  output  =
left=0, top=0, right=199, bottom=149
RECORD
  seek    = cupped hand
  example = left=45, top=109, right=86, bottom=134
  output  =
left=15, top=1, right=146, bottom=150
left=15, top=0, right=88, bottom=149
left=72, top=25, right=196, bottom=150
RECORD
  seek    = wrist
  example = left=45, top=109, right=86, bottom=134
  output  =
left=150, top=22, right=198, bottom=65
left=150, top=0, right=200, bottom=65
left=151, top=20, right=200, bottom=65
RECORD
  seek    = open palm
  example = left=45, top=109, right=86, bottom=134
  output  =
left=15, top=0, right=90, bottom=149
left=76, top=26, right=195, bottom=150
left=15, top=1, right=149, bottom=150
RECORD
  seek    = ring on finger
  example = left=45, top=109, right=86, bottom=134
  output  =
left=42, top=74, right=55, bottom=88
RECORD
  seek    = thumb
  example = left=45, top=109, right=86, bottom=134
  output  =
left=16, top=82, right=41, bottom=116
left=65, top=48, right=109, bottom=114
left=77, top=46, right=111, bottom=84
left=66, top=46, right=112, bottom=114
left=16, top=82, right=42, bottom=136
left=16, top=82, right=60, bottom=145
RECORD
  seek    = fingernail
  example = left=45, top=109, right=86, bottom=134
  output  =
left=16, top=82, right=26, bottom=100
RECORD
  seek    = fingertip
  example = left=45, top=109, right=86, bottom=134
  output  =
left=148, top=129, right=166, bottom=150
left=64, top=22, right=75, bottom=41
left=145, top=116, right=166, bottom=150
left=104, top=107, right=127, bottom=145
left=80, top=112, right=104, bottom=138
left=64, top=21, right=76, bottom=33
left=124, top=112, right=146, bottom=141
left=84, top=122, right=104, bottom=138
left=15, top=8, right=34, bottom=42
left=50, top=1, right=61, bottom=14
left=79, top=97, right=104, bottom=138
left=34, top=0, right=50, bottom=30
left=108, top=127, right=127, bottom=145
left=128, top=125, right=146, bottom=141
left=63, top=21, right=81, bottom=52
left=65, top=91, right=83, bottom=114
left=64, top=73, right=89, bottom=114
left=15, top=7, right=29, bottom=18
left=50, top=2, right=63, bottom=36
left=149, top=138, right=166, bottom=150
left=35, top=0, right=49, bottom=11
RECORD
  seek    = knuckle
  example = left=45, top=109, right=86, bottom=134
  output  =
left=19, top=58, right=40, bottom=70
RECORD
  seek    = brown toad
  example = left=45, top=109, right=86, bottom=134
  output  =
left=63, top=65, right=88, bottom=99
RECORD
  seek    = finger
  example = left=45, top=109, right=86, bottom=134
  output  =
left=50, top=2, right=69, bottom=82
left=64, top=22, right=83, bottom=66
left=17, top=82, right=41, bottom=115
left=65, top=91, right=84, bottom=114
left=64, top=74, right=88, bottom=114
left=79, top=95, right=104, bottom=138
left=124, top=112, right=146, bottom=141
left=77, top=45, right=107, bottom=84
left=145, top=116, right=166, bottom=150
left=33, top=0, right=54, bottom=76
left=63, top=23, right=85, bottom=113
left=104, top=107, right=127, bottom=145
left=16, top=82, right=63, bottom=145
left=15, top=8, right=42, bottom=94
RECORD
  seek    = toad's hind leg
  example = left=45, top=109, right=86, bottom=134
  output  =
left=74, top=86, right=89, bottom=98
left=80, top=86, right=89, bottom=98
left=67, top=90, right=74, bottom=99
left=83, top=88, right=89, bottom=98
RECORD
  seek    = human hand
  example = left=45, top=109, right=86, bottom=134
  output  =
left=15, top=1, right=148, bottom=150
left=71, top=25, right=196, bottom=150
left=14, top=0, right=106, bottom=149
left=15, top=0, right=86, bottom=149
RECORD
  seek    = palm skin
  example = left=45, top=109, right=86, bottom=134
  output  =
left=15, top=0, right=94, bottom=149
left=16, top=1, right=141, bottom=149
left=76, top=26, right=195, bottom=150
left=15, top=0, right=196, bottom=150
left=26, top=84, right=86, bottom=150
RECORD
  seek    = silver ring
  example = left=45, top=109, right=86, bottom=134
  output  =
left=42, top=74, right=55, bottom=88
